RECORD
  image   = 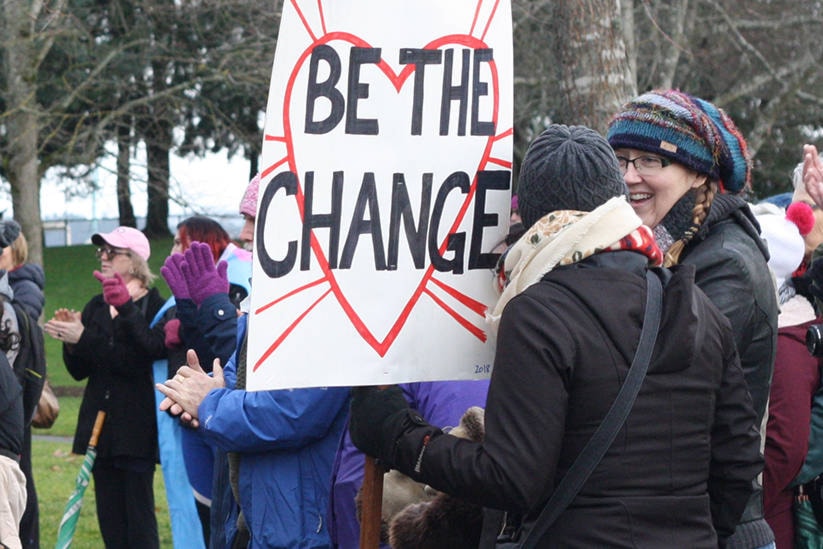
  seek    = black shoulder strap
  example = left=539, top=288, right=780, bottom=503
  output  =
left=519, top=270, right=663, bottom=548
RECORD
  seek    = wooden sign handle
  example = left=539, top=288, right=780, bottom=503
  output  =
left=360, top=456, right=385, bottom=547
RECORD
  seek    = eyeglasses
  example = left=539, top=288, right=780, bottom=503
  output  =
left=96, top=246, right=130, bottom=259
left=616, top=155, right=671, bottom=175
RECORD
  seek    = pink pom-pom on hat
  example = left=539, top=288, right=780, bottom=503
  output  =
left=786, top=201, right=815, bottom=236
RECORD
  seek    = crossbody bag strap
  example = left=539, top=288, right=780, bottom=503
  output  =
left=518, top=269, right=664, bottom=549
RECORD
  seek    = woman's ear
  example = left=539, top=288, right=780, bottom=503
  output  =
left=690, top=173, right=709, bottom=189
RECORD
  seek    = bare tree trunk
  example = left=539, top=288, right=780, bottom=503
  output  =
left=144, top=118, right=172, bottom=239
left=1, top=0, right=46, bottom=265
left=553, top=0, right=636, bottom=133
left=116, top=121, right=137, bottom=227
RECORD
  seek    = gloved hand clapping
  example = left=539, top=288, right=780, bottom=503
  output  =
left=161, top=253, right=191, bottom=301
left=94, top=271, right=131, bottom=307
left=181, top=242, right=229, bottom=306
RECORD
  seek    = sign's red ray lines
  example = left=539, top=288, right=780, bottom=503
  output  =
left=261, top=155, right=289, bottom=179
left=422, top=287, right=486, bottom=342
left=489, top=156, right=511, bottom=169
left=254, top=288, right=334, bottom=371
left=254, top=276, right=330, bottom=315
left=494, top=127, right=513, bottom=141
left=428, top=276, right=487, bottom=316
left=316, top=0, right=327, bottom=35
left=479, top=0, right=501, bottom=43
left=291, top=0, right=318, bottom=42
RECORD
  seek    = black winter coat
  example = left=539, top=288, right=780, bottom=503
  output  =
left=64, top=288, right=167, bottom=460
left=390, top=252, right=763, bottom=548
left=681, top=194, right=778, bottom=533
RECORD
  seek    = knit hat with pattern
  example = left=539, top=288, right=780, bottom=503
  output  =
left=607, top=89, right=751, bottom=194
left=240, top=173, right=261, bottom=218
left=517, top=124, right=628, bottom=229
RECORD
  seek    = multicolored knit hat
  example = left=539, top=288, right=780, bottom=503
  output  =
left=607, top=89, right=751, bottom=194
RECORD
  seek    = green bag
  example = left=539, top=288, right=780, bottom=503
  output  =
left=796, top=488, right=823, bottom=549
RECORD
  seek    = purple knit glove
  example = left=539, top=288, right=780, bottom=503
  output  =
left=181, top=242, right=229, bottom=306
left=161, top=253, right=191, bottom=300
left=93, top=271, right=131, bottom=307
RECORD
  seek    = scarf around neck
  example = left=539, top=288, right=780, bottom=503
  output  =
left=487, top=196, right=663, bottom=334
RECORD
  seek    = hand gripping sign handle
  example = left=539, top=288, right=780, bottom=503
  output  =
left=359, top=385, right=390, bottom=548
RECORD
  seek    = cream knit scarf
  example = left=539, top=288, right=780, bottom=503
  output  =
left=487, top=196, right=660, bottom=334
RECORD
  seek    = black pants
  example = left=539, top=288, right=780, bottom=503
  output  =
left=93, top=460, right=159, bottom=549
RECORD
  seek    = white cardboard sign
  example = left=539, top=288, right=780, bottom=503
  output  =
left=247, top=0, right=513, bottom=390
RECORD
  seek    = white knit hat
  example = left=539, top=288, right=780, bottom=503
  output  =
left=755, top=201, right=815, bottom=283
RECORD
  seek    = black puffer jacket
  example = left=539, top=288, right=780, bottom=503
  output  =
left=387, top=252, right=763, bottom=548
left=681, top=194, right=778, bottom=546
left=64, top=289, right=167, bottom=461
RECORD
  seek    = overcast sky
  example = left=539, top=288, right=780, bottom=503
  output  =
left=23, top=146, right=253, bottom=222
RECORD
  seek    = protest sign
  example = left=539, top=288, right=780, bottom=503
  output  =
left=247, top=0, right=513, bottom=390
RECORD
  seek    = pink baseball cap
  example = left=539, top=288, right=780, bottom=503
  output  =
left=92, top=226, right=151, bottom=260
left=240, top=173, right=261, bottom=218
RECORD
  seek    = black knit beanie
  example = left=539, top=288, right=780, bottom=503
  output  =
left=517, top=124, right=629, bottom=229
left=0, top=220, right=21, bottom=249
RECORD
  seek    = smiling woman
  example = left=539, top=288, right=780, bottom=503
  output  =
left=606, top=89, right=779, bottom=549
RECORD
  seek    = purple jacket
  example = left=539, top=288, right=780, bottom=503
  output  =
left=328, top=380, right=489, bottom=548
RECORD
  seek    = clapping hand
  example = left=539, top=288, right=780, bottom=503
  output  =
left=157, top=349, right=225, bottom=428
left=161, top=253, right=191, bottom=301
left=44, top=308, right=83, bottom=344
left=181, top=242, right=229, bottom=306
left=804, top=144, right=823, bottom=209
left=94, top=270, right=130, bottom=307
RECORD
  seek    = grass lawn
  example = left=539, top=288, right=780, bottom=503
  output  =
left=34, top=238, right=176, bottom=548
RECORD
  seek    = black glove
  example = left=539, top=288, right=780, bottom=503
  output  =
left=349, top=386, right=410, bottom=461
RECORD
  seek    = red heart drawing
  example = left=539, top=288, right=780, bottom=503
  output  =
left=256, top=31, right=503, bottom=367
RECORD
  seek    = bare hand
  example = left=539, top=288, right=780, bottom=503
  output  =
left=803, top=144, right=823, bottom=208
left=44, top=308, right=84, bottom=344
left=156, top=350, right=225, bottom=428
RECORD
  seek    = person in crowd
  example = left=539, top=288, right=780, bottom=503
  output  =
left=754, top=201, right=820, bottom=548
left=157, top=172, right=350, bottom=549
left=1, top=224, right=45, bottom=324
left=606, top=89, right=779, bottom=549
left=43, top=226, right=167, bottom=549
left=0, top=350, right=25, bottom=549
left=791, top=145, right=823, bottom=270
left=348, top=123, right=763, bottom=547
left=796, top=144, right=823, bottom=241
left=329, top=380, right=490, bottom=548
left=786, top=146, right=823, bottom=315
left=0, top=221, right=46, bottom=549
left=159, top=215, right=251, bottom=546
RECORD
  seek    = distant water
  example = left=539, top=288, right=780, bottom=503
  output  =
left=43, top=215, right=245, bottom=248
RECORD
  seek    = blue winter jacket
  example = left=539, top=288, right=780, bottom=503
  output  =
left=198, top=315, right=350, bottom=548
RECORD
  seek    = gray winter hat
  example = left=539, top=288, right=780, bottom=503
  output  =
left=517, top=124, right=629, bottom=229
left=0, top=220, right=21, bottom=249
